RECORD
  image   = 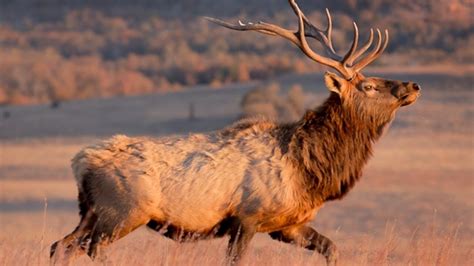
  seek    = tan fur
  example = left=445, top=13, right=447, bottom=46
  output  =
left=72, top=119, right=313, bottom=233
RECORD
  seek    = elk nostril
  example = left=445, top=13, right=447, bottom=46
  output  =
left=412, top=83, right=420, bottom=91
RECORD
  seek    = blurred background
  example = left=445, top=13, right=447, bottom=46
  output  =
left=0, top=1, right=473, bottom=265
left=0, top=0, right=472, bottom=105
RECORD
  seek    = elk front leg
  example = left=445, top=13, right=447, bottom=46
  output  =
left=269, top=225, right=339, bottom=266
left=226, top=218, right=256, bottom=266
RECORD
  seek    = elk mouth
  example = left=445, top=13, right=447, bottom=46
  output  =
left=400, top=92, right=420, bottom=106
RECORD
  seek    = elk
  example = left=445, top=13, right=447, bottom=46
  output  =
left=50, top=1, right=420, bottom=265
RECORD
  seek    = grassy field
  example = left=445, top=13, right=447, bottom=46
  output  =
left=0, top=72, right=473, bottom=265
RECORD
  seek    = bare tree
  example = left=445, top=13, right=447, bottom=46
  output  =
left=51, top=1, right=420, bottom=265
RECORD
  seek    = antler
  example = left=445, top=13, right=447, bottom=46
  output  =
left=205, top=0, right=389, bottom=80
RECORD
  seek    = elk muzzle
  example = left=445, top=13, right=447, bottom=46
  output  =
left=393, top=82, right=421, bottom=106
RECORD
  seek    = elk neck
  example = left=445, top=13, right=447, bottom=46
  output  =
left=279, top=93, right=389, bottom=205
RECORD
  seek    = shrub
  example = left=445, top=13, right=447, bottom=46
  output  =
left=241, top=83, right=310, bottom=123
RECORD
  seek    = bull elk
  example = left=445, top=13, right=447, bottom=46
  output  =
left=50, top=0, right=420, bottom=265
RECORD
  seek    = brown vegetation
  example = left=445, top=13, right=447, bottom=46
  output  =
left=0, top=0, right=472, bottom=105
left=240, top=83, right=310, bottom=123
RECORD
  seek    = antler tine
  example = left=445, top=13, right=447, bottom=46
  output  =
left=347, top=29, right=374, bottom=66
left=288, top=0, right=339, bottom=58
left=325, top=8, right=335, bottom=53
left=354, top=29, right=389, bottom=71
left=237, top=20, right=274, bottom=35
left=294, top=5, right=349, bottom=76
left=341, top=22, right=359, bottom=65
left=353, top=29, right=382, bottom=70
left=374, top=29, right=389, bottom=60
left=204, top=17, right=300, bottom=45
left=206, top=17, right=273, bottom=36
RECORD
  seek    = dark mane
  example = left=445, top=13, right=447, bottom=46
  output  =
left=281, top=93, right=393, bottom=203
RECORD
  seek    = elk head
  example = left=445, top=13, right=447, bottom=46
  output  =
left=207, top=0, right=420, bottom=122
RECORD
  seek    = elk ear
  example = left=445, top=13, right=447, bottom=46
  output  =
left=324, top=71, right=346, bottom=95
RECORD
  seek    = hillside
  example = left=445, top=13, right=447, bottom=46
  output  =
left=0, top=0, right=472, bottom=105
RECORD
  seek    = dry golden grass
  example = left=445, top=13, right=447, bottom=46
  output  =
left=0, top=210, right=471, bottom=266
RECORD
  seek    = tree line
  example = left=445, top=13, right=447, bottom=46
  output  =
left=0, top=0, right=471, bottom=105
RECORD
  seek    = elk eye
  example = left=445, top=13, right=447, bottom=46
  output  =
left=364, top=84, right=375, bottom=91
